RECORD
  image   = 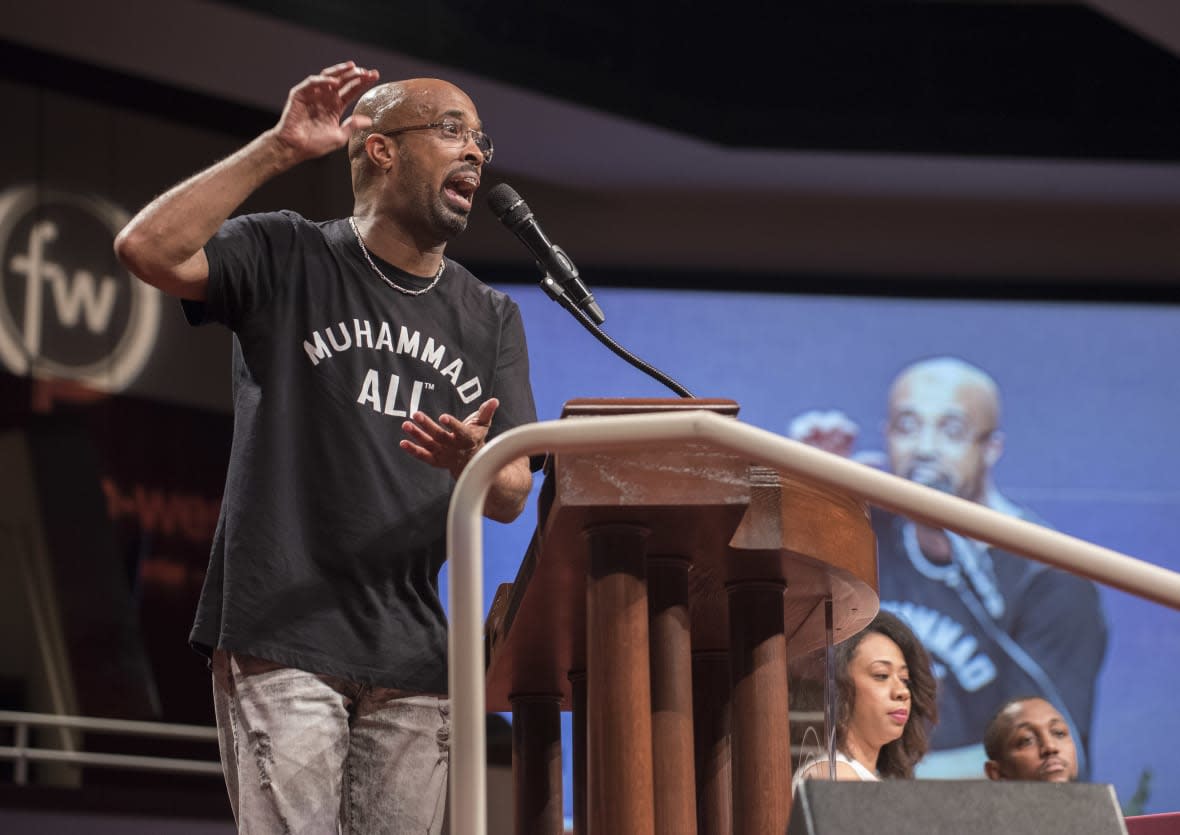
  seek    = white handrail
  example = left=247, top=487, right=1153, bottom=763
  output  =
left=0, top=746, right=223, bottom=778
left=0, top=710, right=220, bottom=785
left=446, top=410, right=1180, bottom=835
left=0, top=710, right=219, bottom=740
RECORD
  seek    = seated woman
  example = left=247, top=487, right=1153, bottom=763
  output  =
left=793, top=610, right=937, bottom=786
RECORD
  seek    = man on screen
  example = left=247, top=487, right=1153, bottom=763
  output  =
left=789, top=356, right=1106, bottom=778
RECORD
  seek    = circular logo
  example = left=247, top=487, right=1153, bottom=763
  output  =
left=0, top=185, right=161, bottom=392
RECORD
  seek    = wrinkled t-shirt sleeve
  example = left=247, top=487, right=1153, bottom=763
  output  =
left=487, top=297, right=538, bottom=443
left=181, top=211, right=300, bottom=330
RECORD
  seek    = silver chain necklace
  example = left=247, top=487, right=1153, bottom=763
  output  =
left=348, top=216, right=445, bottom=296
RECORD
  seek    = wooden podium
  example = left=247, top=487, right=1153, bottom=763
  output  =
left=483, top=399, right=879, bottom=835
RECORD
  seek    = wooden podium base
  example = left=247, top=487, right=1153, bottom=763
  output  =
left=484, top=399, right=878, bottom=835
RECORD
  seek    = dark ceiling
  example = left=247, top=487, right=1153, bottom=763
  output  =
left=216, top=0, right=1180, bottom=162
left=5, top=0, right=1179, bottom=291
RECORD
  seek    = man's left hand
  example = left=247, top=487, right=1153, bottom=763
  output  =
left=400, top=398, right=500, bottom=478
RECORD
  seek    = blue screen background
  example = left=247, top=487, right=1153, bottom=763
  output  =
left=443, top=285, right=1180, bottom=815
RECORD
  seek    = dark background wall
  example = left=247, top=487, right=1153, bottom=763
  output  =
left=5, top=0, right=1180, bottom=289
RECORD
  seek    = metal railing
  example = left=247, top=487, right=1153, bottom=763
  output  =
left=446, top=409, right=1180, bottom=835
left=0, top=709, right=221, bottom=785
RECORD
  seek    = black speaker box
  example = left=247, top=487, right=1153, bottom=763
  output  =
left=788, top=780, right=1128, bottom=835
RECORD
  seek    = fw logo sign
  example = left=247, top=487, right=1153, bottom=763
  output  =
left=0, top=186, right=160, bottom=392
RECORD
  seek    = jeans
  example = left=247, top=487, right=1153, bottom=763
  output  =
left=212, top=650, right=450, bottom=834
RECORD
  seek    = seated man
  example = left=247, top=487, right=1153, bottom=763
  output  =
left=983, top=696, right=1079, bottom=783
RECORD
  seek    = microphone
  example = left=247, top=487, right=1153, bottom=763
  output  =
left=486, top=184, right=605, bottom=325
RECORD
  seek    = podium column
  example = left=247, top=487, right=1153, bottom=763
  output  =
left=569, top=670, right=588, bottom=835
left=648, top=555, right=697, bottom=835
left=586, top=523, right=655, bottom=835
left=727, top=577, right=790, bottom=835
left=510, top=692, right=564, bottom=835
left=692, top=651, right=732, bottom=835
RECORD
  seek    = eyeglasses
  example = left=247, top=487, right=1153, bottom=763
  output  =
left=889, top=412, right=994, bottom=447
left=380, top=119, right=494, bottom=163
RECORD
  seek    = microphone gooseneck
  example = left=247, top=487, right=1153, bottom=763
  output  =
left=485, top=183, right=693, bottom=398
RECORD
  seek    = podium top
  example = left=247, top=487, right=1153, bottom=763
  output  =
left=483, top=401, right=879, bottom=711
left=560, top=397, right=739, bottom=418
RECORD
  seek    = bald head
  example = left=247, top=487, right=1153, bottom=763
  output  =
left=348, top=78, right=479, bottom=193
left=348, top=81, right=410, bottom=156
left=889, top=357, right=1000, bottom=432
left=885, top=357, right=1003, bottom=502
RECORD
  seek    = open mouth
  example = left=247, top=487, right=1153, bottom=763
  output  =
left=443, top=171, right=480, bottom=213
left=907, top=465, right=950, bottom=492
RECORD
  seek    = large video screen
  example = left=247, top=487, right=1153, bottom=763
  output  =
left=465, top=283, right=1180, bottom=816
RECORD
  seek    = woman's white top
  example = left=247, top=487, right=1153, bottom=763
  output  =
left=792, top=750, right=880, bottom=795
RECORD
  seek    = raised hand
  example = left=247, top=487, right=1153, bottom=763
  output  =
left=273, top=61, right=381, bottom=162
left=787, top=409, right=860, bottom=458
left=400, top=398, right=501, bottom=478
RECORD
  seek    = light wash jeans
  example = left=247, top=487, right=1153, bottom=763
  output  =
left=211, top=650, right=450, bottom=834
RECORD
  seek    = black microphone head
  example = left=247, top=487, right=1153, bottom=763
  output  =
left=486, top=183, right=531, bottom=228
left=486, top=183, right=523, bottom=218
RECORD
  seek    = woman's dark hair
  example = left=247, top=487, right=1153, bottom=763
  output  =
left=833, top=610, right=938, bottom=778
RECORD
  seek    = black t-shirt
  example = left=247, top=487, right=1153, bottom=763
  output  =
left=184, top=210, right=537, bottom=693
left=875, top=507, right=1106, bottom=770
